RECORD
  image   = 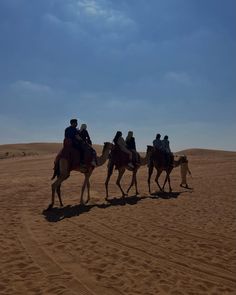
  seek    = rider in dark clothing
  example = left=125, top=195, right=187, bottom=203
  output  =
left=78, top=123, right=97, bottom=166
left=64, top=119, right=80, bottom=148
left=78, top=124, right=92, bottom=145
left=125, top=131, right=140, bottom=164
left=64, top=119, right=87, bottom=164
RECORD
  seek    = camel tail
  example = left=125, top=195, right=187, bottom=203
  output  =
left=51, top=161, right=60, bottom=180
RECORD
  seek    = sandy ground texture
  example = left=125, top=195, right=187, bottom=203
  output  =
left=0, top=143, right=236, bottom=295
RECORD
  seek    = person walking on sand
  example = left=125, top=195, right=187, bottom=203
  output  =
left=180, top=156, right=192, bottom=189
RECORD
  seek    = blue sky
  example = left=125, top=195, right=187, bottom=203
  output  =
left=0, top=0, right=235, bottom=151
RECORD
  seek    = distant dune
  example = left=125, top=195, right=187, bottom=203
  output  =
left=0, top=142, right=104, bottom=159
left=1, top=142, right=235, bottom=160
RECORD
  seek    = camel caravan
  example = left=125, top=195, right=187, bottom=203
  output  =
left=47, top=119, right=192, bottom=210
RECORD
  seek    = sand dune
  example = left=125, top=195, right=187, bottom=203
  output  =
left=0, top=143, right=236, bottom=294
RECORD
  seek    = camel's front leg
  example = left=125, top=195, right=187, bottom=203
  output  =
left=116, top=168, right=126, bottom=197
left=105, top=161, right=114, bottom=200
left=167, top=173, right=172, bottom=192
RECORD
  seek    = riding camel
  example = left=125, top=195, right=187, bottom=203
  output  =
left=105, top=146, right=150, bottom=199
left=147, top=145, right=189, bottom=194
left=48, top=142, right=113, bottom=210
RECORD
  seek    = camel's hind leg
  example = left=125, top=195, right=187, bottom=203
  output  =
left=155, top=169, right=163, bottom=192
left=127, top=170, right=139, bottom=195
left=105, top=161, right=114, bottom=200
left=162, top=169, right=172, bottom=192
left=148, top=164, right=154, bottom=194
left=116, top=167, right=126, bottom=198
left=80, top=171, right=92, bottom=205
left=49, top=159, right=69, bottom=209
left=162, top=172, right=172, bottom=192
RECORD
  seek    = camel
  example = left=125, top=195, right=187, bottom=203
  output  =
left=105, top=146, right=150, bottom=200
left=48, top=142, right=113, bottom=210
left=147, top=145, right=188, bottom=194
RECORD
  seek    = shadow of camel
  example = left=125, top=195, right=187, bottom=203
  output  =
left=150, top=191, right=181, bottom=199
left=42, top=191, right=187, bottom=222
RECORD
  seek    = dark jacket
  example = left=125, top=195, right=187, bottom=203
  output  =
left=79, top=129, right=92, bottom=145
left=65, top=126, right=78, bottom=140
left=126, top=137, right=136, bottom=150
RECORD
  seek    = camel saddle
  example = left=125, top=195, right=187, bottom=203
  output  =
left=111, top=146, right=139, bottom=169
left=152, top=149, right=174, bottom=168
left=54, top=138, right=93, bottom=171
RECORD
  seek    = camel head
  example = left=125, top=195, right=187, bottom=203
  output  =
left=173, top=154, right=188, bottom=167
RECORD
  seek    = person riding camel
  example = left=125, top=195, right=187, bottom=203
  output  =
left=78, top=123, right=97, bottom=167
left=113, top=131, right=134, bottom=169
left=161, top=135, right=173, bottom=167
left=125, top=131, right=140, bottom=165
left=64, top=119, right=96, bottom=167
left=64, top=119, right=80, bottom=148
left=78, top=124, right=92, bottom=145
left=153, top=133, right=162, bottom=150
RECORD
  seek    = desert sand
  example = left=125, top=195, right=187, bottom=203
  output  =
left=0, top=143, right=236, bottom=295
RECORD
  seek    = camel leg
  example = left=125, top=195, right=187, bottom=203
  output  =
left=148, top=164, right=154, bottom=194
left=80, top=175, right=88, bottom=205
left=116, top=168, right=126, bottom=198
left=155, top=169, right=163, bottom=192
left=49, top=159, right=69, bottom=209
left=162, top=169, right=173, bottom=192
left=162, top=173, right=168, bottom=192
left=127, top=170, right=139, bottom=195
left=167, top=173, right=172, bottom=192
left=56, top=184, right=63, bottom=207
left=85, top=171, right=92, bottom=204
left=105, top=161, right=114, bottom=200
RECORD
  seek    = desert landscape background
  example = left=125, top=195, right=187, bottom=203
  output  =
left=0, top=143, right=236, bottom=295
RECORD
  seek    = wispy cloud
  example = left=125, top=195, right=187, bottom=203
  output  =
left=10, top=80, right=52, bottom=94
left=164, top=71, right=192, bottom=85
left=72, top=0, right=135, bottom=27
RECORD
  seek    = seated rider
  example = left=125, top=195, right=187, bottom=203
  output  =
left=161, top=135, right=173, bottom=166
left=64, top=119, right=80, bottom=148
left=125, top=131, right=140, bottom=165
left=78, top=124, right=92, bottom=145
left=113, top=131, right=134, bottom=169
left=153, top=133, right=162, bottom=150
left=78, top=123, right=97, bottom=166
left=64, top=119, right=96, bottom=166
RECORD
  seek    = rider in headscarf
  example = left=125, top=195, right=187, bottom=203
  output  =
left=125, top=131, right=140, bottom=164
left=113, top=131, right=134, bottom=168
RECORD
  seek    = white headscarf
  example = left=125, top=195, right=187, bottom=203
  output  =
left=80, top=124, right=87, bottom=131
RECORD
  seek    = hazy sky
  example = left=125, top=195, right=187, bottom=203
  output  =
left=0, top=0, right=235, bottom=151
